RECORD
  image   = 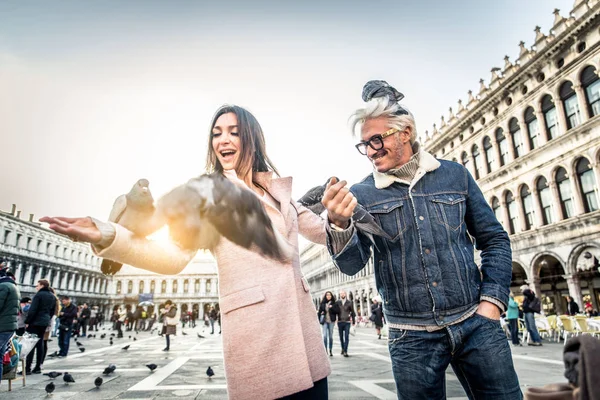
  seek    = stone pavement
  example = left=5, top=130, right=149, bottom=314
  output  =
left=0, top=324, right=566, bottom=399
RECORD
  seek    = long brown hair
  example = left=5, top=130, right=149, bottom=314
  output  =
left=205, top=105, right=279, bottom=180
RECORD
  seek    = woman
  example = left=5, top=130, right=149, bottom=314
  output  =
left=318, top=292, right=336, bottom=356
left=116, top=306, right=126, bottom=338
left=160, top=300, right=177, bottom=351
left=41, top=105, right=332, bottom=399
left=506, top=292, right=520, bottom=346
left=566, top=296, right=580, bottom=316
left=370, top=297, right=384, bottom=339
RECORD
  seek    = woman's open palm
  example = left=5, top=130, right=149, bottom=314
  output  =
left=40, top=216, right=102, bottom=244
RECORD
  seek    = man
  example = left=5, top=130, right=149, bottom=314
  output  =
left=23, top=279, right=56, bottom=374
left=521, top=286, right=542, bottom=346
left=80, top=303, right=91, bottom=337
left=89, top=305, right=97, bottom=331
left=323, top=80, right=521, bottom=398
left=209, top=306, right=217, bottom=334
left=333, top=290, right=355, bottom=357
left=51, top=296, right=78, bottom=358
left=0, top=264, right=20, bottom=385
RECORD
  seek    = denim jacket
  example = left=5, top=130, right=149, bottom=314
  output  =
left=327, top=150, right=512, bottom=327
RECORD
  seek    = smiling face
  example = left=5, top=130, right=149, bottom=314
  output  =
left=361, top=117, right=413, bottom=173
left=211, top=112, right=241, bottom=171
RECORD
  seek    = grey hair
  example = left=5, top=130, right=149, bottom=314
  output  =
left=350, top=96, right=417, bottom=144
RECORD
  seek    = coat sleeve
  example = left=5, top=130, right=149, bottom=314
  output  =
left=25, top=294, right=39, bottom=324
left=295, top=202, right=328, bottom=245
left=92, top=223, right=197, bottom=275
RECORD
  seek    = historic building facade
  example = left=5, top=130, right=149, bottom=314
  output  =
left=302, top=1, right=600, bottom=316
left=0, top=205, right=113, bottom=316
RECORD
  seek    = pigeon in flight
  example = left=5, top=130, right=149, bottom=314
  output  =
left=100, top=179, right=163, bottom=275
left=63, top=372, right=75, bottom=384
left=206, top=366, right=215, bottom=379
left=298, top=177, right=392, bottom=244
left=157, top=173, right=291, bottom=261
left=44, top=371, right=62, bottom=379
left=45, top=381, right=55, bottom=395
left=103, top=364, right=117, bottom=375
left=146, top=364, right=157, bottom=372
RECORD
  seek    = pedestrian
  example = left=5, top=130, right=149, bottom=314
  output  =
left=146, top=313, right=156, bottom=331
left=116, top=306, right=126, bottom=338
left=50, top=295, right=78, bottom=358
left=521, top=287, right=542, bottom=346
left=89, top=306, right=97, bottom=331
left=80, top=303, right=91, bottom=337
left=209, top=306, right=217, bottom=334
left=0, top=264, right=20, bottom=386
left=160, top=300, right=177, bottom=351
left=43, top=104, right=332, bottom=399
left=41, top=287, right=60, bottom=369
left=96, top=309, right=103, bottom=329
left=323, top=80, right=521, bottom=398
left=16, top=297, right=31, bottom=336
left=318, top=291, right=337, bottom=357
left=566, top=296, right=580, bottom=316
left=126, top=306, right=134, bottom=331
left=333, top=290, right=355, bottom=357
left=370, top=297, right=384, bottom=339
left=22, top=279, right=56, bottom=374
left=507, top=292, right=521, bottom=346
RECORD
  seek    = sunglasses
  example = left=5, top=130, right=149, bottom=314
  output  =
left=355, top=128, right=400, bottom=155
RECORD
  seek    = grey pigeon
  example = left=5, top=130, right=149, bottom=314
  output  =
left=146, top=363, right=157, bottom=372
left=45, top=381, right=55, bottom=395
left=206, top=366, right=215, bottom=378
left=78, top=347, right=85, bottom=353
left=63, top=372, right=75, bottom=384
left=197, top=333, right=205, bottom=339
left=157, top=173, right=291, bottom=261
left=44, top=371, right=62, bottom=379
left=103, top=364, right=116, bottom=375
left=297, top=178, right=392, bottom=244
left=94, top=376, right=103, bottom=388
left=122, top=345, right=130, bottom=351
left=100, top=179, right=163, bottom=275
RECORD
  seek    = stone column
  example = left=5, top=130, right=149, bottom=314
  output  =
left=77, top=275, right=84, bottom=292
left=548, top=181, right=565, bottom=221
left=201, top=278, right=207, bottom=295
left=565, top=274, right=583, bottom=311
left=532, top=186, right=545, bottom=227
left=514, top=194, right=526, bottom=233
left=518, top=115, right=531, bottom=153
left=23, top=265, right=33, bottom=287
left=593, top=161, right=600, bottom=208
left=13, top=263, right=22, bottom=284
left=573, top=84, right=590, bottom=123
left=534, top=106, right=549, bottom=146
left=570, top=166, right=586, bottom=216
left=504, top=129, right=516, bottom=163
left=178, top=279, right=184, bottom=294
left=554, top=92, right=569, bottom=136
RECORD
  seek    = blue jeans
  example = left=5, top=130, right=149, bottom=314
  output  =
left=58, top=326, right=72, bottom=356
left=388, top=313, right=522, bottom=399
left=337, top=322, right=351, bottom=353
left=0, top=331, right=14, bottom=385
left=322, top=322, right=334, bottom=351
left=523, top=313, right=541, bottom=343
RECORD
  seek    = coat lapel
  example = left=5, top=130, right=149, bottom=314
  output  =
left=255, top=172, right=293, bottom=234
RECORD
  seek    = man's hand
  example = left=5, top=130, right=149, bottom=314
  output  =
left=322, top=177, right=357, bottom=229
left=476, top=300, right=501, bottom=320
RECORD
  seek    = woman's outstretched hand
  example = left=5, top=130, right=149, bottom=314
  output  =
left=39, top=216, right=102, bottom=244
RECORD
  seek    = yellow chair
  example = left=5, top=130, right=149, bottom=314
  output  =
left=518, top=319, right=528, bottom=343
left=534, top=316, right=551, bottom=340
left=574, top=316, right=599, bottom=337
left=546, top=315, right=559, bottom=342
left=558, top=316, right=579, bottom=345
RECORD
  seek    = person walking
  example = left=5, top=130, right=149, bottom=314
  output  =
left=333, top=290, right=355, bottom=357
left=52, top=295, right=78, bottom=358
left=521, top=287, right=542, bottom=346
left=566, top=296, right=580, bottom=316
left=89, top=306, right=97, bottom=332
left=116, top=306, right=126, bottom=338
left=160, top=301, right=177, bottom=351
left=323, top=80, right=521, bottom=398
left=370, top=297, right=384, bottom=339
left=506, top=293, right=521, bottom=346
left=318, top=291, right=337, bottom=357
left=209, top=306, right=217, bottom=334
left=80, top=303, right=91, bottom=337
left=40, top=287, right=61, bottom=370
left=0, top=265, right=20, bottom=385
left=42, top=104, right=332, bottom=399
left=23, top=279, right=56, bottom=374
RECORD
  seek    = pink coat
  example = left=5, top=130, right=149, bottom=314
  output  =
left=94, top=171, right=331, bottom=399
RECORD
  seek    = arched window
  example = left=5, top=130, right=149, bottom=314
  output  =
left=184, top=279, right=189, bottom=293
left=536, top=177, right=553, bottom=225
left=461, top=151, right=470, bottom=171
left=576, top=157, right=599, bottom=213
left=206, top=279, right=212, bottom=293
left=505, top=191, right=518, bottom=234
left=560, top=81, right=581, bottom=129
left=161, top=280, right=167, bottom=294
left=452, top=157, right=458, bottom=163
left=139, top=280, right=145, bottom=293
left=520, top=185, right=534, bottom=231
left=495, top=128, right=509, bottom=166
left=150, top=280, right=155, bottom=293
left=472, top=145, right=482, bottom=179
left=491, top=197, right=502, bottom=224
left=556, top=167, right=574, bottom=219
left=524, top=107, right=539, bottom=150
left=127, top=280, right=133, bottom=294
left=116, top=280, right=122, bottom=294
left=582, top=65, right=600, bottom=117
left=194, top=279, right=200, bottom=293
left=541, top=95, right=559, bottom=140
left=172, top=280, right=178, bottom=293
left=483, top=136, right=494, bottom=173
left=509, top=118, right=523, bottom=159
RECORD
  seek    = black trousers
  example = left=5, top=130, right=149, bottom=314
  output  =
left=278, top=377, right=328, bottom=400
left=25, top=325, right=46, bottom=371
left=508, top=318, right=519, bottom=345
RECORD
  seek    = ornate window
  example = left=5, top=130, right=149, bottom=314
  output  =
left=491, top=197, right=502, bottom=225
left=461, top=151, right=470, bottom=171
left=150, top=280, right=155, bottom=293
left=505, top=191, right=518, bottom=235
left=195, top=279, right=200, bottom=293
left=483, top=136, right=494, bottom=173
left=116, top=280, right=122, bottom=294
left=472, top=145, right=482, bottom=179
left=524, top=107, right=539, bottom=150
left=536, top=177, right=553, bottom=225
left=495, top=128, right=509, bottom=166
left=509, top=118, right=523, bottom=159
left=576, top=157, right=599, bottom=213
left=127, top=280, right=133, bottom=294
left=582, top=66, right=600, bottom=117
left=206, top=279, right=212, bottom=293
left=184, top=279, right=189, bottom=293
left=161, top=280, right=167, bottom=294
left=556, top=167, right=574, bottom=219
left=541, top=95, right=559, bottom=140
left=560, top=81, right=581, bottom=129
left=139, top=280, right=145, bottom=293
left=520, top=185, right=534, bottom=231
left=173, top=280, right=178, bottom=293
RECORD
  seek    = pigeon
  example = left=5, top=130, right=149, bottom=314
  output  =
left=206, top=366, right=214, bottom=379
left=182, top=331, right=188, bottom=336
left=146, top=364, right=157, bottom=372
left=63, top=372, right=75, bottom=384
left=78, top=347, right=85, bottom=353
left=197, top=333, right=205, bottom=339
left=298, top=177, right=392, bottom=244
left=103, top=364, right=117, bottom=375
left=44, top=371, right=62, bottom=379
left=122, top=345, right=130, bottom=351
left=100, top=334, right=106, bottom=339
left=100, top=179, right=163, bottom=275
left=94, top=376, right=103, bottom=388
left=110, top=333, right=115, bottom=337
left=133, top=337, right=137, bottom=341
left=157, top=173, right=291, bottom=261
left=128, top=336, right=131, bottom=339
left=45, top=381, right=55, bottom=395
left=75, top=341, right=83, bottom=347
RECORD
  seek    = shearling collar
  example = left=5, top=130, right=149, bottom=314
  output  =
left=372, top=147, right=441, bottom=189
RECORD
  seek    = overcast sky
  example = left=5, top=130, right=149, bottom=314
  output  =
left=0, top=0, right=574, bottom=223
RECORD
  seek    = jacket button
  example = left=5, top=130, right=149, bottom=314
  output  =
left=424, top=248, right=431, bottom=254
left=419, top=216, right=424, bottom=221
left=432, top=281, right=437, bottom=287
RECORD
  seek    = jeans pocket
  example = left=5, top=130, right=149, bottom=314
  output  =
left=474, top=312, right=501, bottom=325
left=388, top=328, right=408, bottom=344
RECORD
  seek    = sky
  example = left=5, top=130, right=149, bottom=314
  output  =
left=0, top=0, right=575, bottom=224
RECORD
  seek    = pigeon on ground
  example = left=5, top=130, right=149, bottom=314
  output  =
left=110, top=333, right=115, bottom=337
left=182, top=331, right=187, bottom=336
left=94, top=376, right=103, bottom=388
left=146, top=364, right=157, bottom=372
left=128, top=336, right=131, bottom=339
left=100, top=334, right=106, bottom=339
left=63, top=372, right=75, bottom=384
left=100, top=179, right=163, bottom=275
left=298, top=177, right=392, bottom=244
left=78, top=347, right=85, bottom=353
left=75, top=341, right=83, bottom=347
left=133, top=337, right=137, bottom=341
left=44, top=371, right=62, bottom=379
left=197, top=333, right=205, bottom=339
left=122, top=345, right=130, bottom=351
left=103, top=364, right=117, bottom=375
left=45, top=381, right=55, bottom=395
left=206, top=366, right=214, bottom=379
left=157, top=173, right=291, bottom=261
